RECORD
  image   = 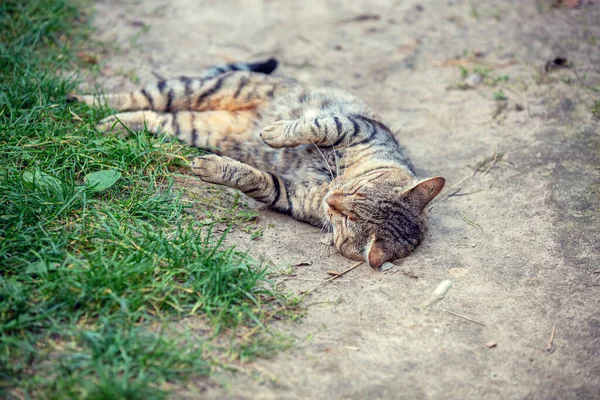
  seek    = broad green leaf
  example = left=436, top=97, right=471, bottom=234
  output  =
left=84, top=170, right=121, bottom=192
left=25, top=261, right=58, bottom=275
left=23, top=170, right=62, bottom=190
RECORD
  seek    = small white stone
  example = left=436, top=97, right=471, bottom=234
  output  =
left=464, top=73, right=483, bottom=87
left=380, top=262, right=395, bottom=271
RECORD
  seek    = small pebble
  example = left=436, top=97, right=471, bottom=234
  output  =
left=464, top=73, right=483, bottom=87
left=434, top=280, right=453, bottom=296
left=423, top=280, right=454, bottom=308
left=380, top=262, right=394, bottom=271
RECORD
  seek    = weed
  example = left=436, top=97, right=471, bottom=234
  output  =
left=469, top=0, right=479, bottom=19
left=457, top=66, right=508, bottom=91
left=493, top=90, right=508, bottom=100
left=591, top=101, right=600, bottom=118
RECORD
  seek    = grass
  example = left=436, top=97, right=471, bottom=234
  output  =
left=0, top=1, right=292, bottom=398
left=493, top=90, right=508, bottom=101
left=457, top=65, right=510, bottom=90
left=591, top=101, right=600, bottom=118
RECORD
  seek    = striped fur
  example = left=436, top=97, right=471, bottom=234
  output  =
left=71, top=59, right=445, bottom=268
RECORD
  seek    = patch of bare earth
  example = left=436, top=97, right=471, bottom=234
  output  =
left=85, top=0, right=599, bottom=398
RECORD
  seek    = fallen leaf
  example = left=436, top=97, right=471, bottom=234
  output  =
left=327, top=270, right=342, bottom=276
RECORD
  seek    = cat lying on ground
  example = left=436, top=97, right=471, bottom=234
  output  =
left=69, top=59, right=445, bottom=269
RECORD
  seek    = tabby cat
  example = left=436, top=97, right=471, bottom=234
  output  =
left=69, top=59, right=445, bottom=269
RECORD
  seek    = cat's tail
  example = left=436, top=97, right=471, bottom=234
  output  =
left=199, top=58, right=278, bottom=79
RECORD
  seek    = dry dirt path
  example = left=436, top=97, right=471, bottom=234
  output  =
left=86, top=1, right=599, bottom=398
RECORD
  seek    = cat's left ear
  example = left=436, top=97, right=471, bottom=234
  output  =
left=408, top=177, right=445, bottom=210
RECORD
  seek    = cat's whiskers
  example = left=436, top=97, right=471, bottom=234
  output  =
left=313, top=216, right=334, bottom=259
left=323, top=134, right=341, bottom=180
left=337, top=150, right=351, bottom=190
left=309, top=139, right=335, bottom=183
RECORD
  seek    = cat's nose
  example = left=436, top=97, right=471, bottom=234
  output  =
left=325, top=193, right=344, bottom=211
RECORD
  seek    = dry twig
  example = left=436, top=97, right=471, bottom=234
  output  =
left=546, top=321, right=556, bottom=353
left=460, top=211, right=483, bottom=232
left=431, top=148, right=512, bottom=210
left=302, top=261, right=364, bottom=297
left=445, top=310, right=486, bottom=327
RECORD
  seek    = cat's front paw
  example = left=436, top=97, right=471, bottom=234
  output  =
left=96, top=115, right=132, bottom=136
left=191, top=155, right=223, bottom=183
left=96, top=115, right=119, bottom=132
left=260, top=120, right=291, bottom=148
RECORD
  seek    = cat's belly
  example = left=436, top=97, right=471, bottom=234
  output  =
left=230, top=137, right=335, bottom=183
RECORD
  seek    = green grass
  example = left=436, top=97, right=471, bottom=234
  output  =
left=493, top=89, right=507, bottom=101
left=591, top=101, right=600, bottom=118
left=0, top=1, right=291, bottom=398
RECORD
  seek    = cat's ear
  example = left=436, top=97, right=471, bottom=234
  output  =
left=367, top=240, right=394, bottom=269
left=408, top=177, right=445, bottom=210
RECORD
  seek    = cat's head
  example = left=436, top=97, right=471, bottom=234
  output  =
left=323, top=170, right=444, bottom=269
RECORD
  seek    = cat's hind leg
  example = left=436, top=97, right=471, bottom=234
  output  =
left=97, top=110, right=256, bottom=148
left=69, top=71, right=285, bottom=113
left=68, top=58, right=282, bottom=112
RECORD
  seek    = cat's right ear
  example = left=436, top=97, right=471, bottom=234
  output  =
left=367, top=240, right=394, bottom=269
left=407, top=176, right=445, bottom=210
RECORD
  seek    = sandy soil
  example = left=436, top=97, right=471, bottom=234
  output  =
left=84, top=0, right=600, bottom=398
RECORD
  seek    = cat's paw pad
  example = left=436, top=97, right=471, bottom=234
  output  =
left=260, top=120, right=290, bottom=148
left=191, top=155, right=222, bottom=182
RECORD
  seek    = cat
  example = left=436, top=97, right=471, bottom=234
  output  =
left=68, top=58, right=445, bottom=269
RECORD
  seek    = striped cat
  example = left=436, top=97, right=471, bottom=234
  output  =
left=69, top=59, right=445, bottom=269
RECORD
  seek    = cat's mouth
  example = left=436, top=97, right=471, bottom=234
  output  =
left=330, top=217, right=365, bottom=261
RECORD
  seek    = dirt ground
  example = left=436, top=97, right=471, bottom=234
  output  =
left=84, top=0, right=599, bottom=398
